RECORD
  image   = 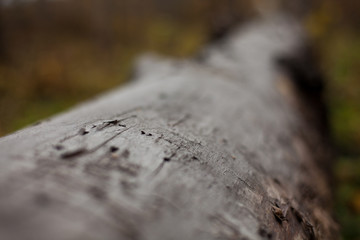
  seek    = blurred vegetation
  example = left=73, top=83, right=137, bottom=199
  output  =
left=307, top=0, right=360, bottom=239
left=0, top=0, right=252, bottom=135
left=0, top=0, right=359, bottom=239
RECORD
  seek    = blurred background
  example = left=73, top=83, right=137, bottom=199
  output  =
left=0, top=0, right=359, bottom=239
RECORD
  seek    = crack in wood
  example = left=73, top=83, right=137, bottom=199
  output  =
left=89, top=126, right=134, bottom=153
left=60, top=127, right=133, bottom=160
left=60, top=148, right=87, bottom=159
left=223, top=168, right=257, bottom=193
left=169, top=113, right=191, bottom=127
left=96, top=115, right=137, bottom=131
left=151, top=146, right=182, bottom=177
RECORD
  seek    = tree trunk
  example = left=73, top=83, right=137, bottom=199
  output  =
left=0, top=16, right=338, bottom=240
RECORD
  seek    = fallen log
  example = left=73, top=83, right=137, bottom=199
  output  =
left=0, top=16, right=339, bottom=240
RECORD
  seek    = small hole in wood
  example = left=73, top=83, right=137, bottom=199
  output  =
left=110, top=146, right=119, bottom=152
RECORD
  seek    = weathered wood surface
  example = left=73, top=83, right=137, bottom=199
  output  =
left=0, top=16, right=338, bottom=240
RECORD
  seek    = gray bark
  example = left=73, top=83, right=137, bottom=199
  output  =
left=0, top=16, right=338, bottom=240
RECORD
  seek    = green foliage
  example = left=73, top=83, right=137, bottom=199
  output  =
left=335, top=158, right=360, bottom=239
left=325, top=33, right=360, bottom=155
left=307, top=1, right=360, bottom=239
left=0, top=0, right=214, bottom=135
left=0, top=0, right=254, bottom=135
